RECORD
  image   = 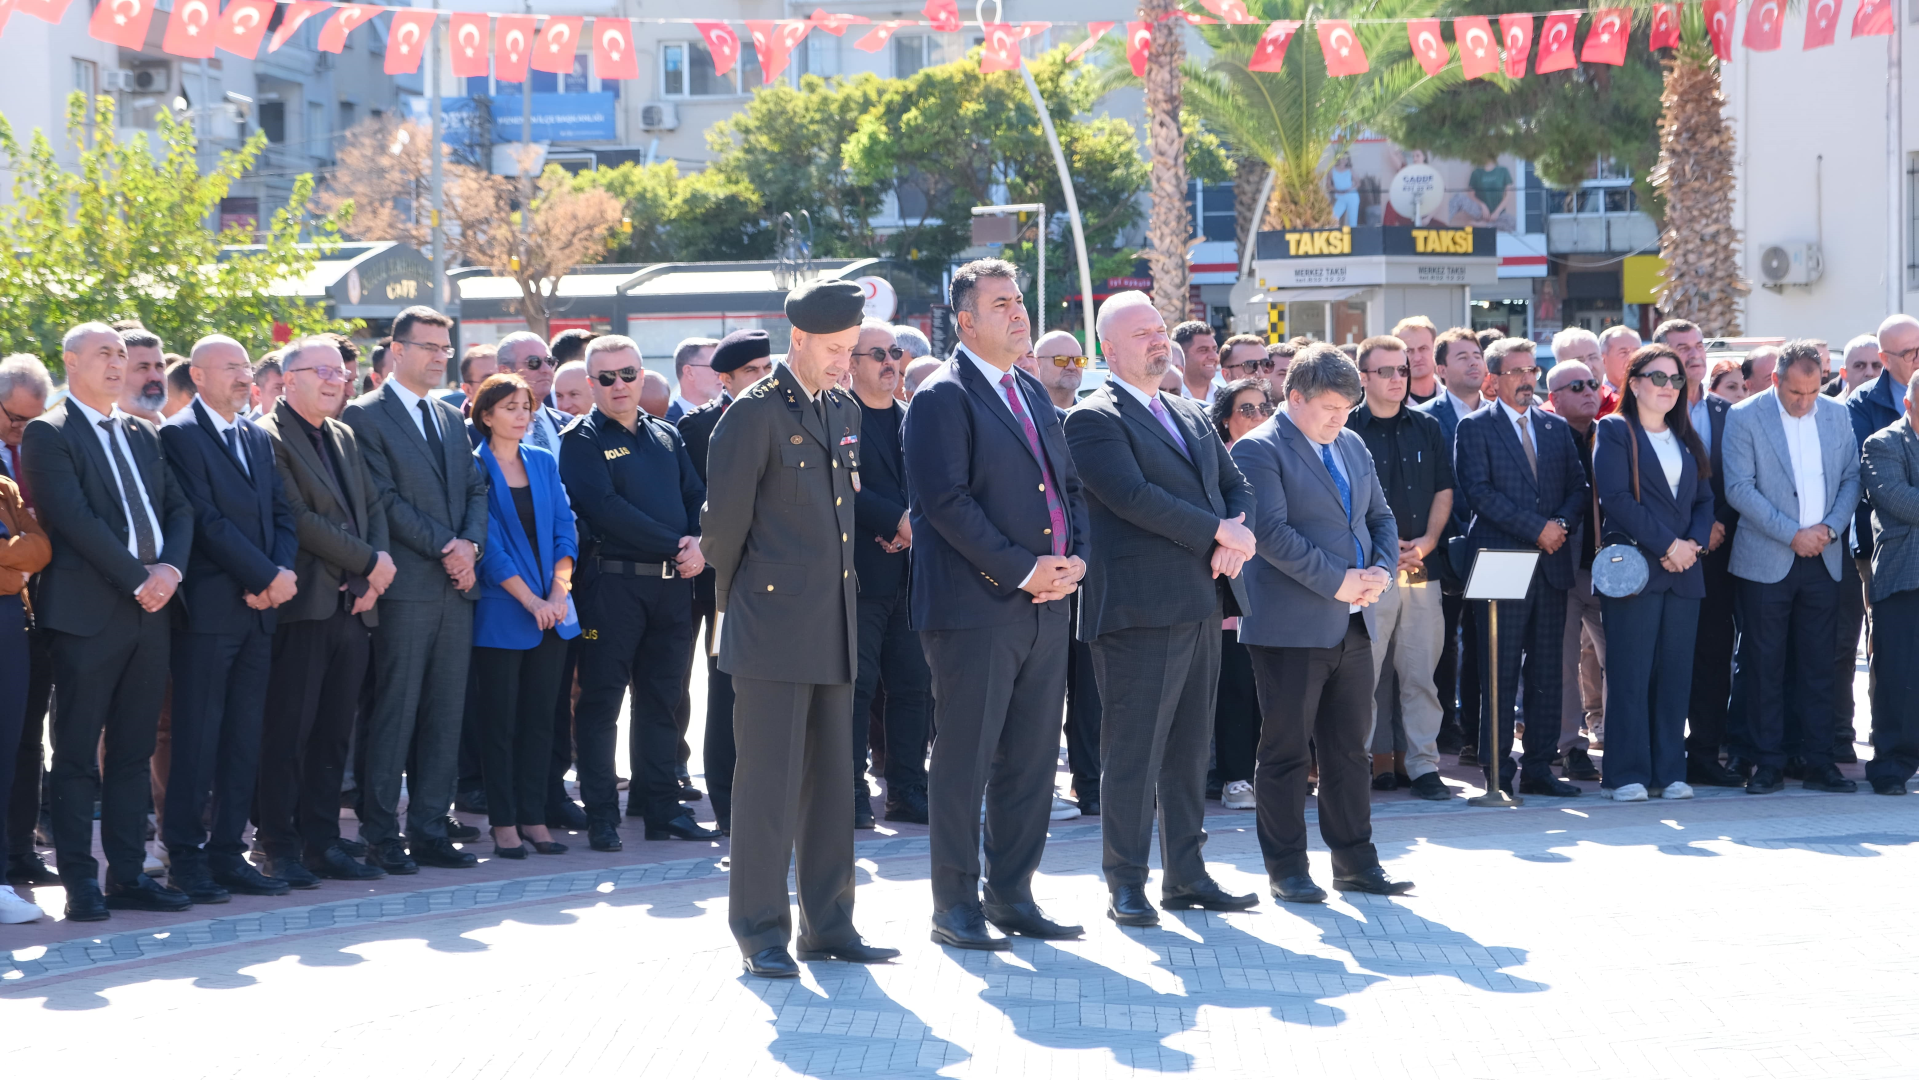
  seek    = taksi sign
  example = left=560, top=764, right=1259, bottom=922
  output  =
left=1411, top=227, right=1475, bottom=254
left=1283, top=228, right=1353, bottom=257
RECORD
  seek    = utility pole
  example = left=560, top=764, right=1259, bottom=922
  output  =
left=520, top=0, right=534, bottom=271
left=430, top=0, right=447, bottom=309
left=1018, top=63, right=1098, bottom=359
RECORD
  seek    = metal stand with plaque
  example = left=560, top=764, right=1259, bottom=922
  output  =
left=1463, top=549, right=1543, bottom=809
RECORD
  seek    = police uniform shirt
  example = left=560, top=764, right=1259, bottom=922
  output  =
left=560, top=408, right=705, bottom=563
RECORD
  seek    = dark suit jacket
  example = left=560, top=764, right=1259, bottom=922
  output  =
left=852, top=397, right=911, bottom=599
left=342, top=382, right=489, bottom=604
left=1414, top=392, right=1475, bottom=535
left=1454, top=400, right=1589, bottom=591
left=1064, top=382, right=1252, bottom=640
left=1699, top=392, right=1736, bottom=529
left=21, top=399, right=194, bottom=636
left=160, top=400, right=298, bottom=635
left=1849, top=370, right=1905, bottom=557
left=1862, top=415, right=1919, bottom=601
left=901, top=350, right=1090, bottom=632
left=1592, top=414, right=1715, bottom=599
left=677, top=393, right=730, bottom=485
left=257, top=400, right=388, bottom=628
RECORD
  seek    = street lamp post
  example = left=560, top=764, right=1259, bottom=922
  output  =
left=972, top=202, right=1045, bottom=333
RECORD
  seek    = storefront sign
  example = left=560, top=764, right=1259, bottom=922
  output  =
left=1259, top=225, right=1496, bottom=260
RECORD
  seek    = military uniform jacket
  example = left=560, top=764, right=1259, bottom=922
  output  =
left=700, top=361, right=860, bottom=685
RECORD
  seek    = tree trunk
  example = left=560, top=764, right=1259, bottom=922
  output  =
left=514, top=279, right=551, bottom=341
left=1233, top=155, right=1268, bottom=255
left=1141, top=0, right=1190, bottom=327
left=1648, top=49, right=1747, bottom=334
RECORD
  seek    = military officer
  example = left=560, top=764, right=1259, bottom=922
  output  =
left=702, top=279, right=898, bottom=978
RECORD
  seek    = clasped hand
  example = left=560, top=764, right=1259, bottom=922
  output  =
left=244, top=568, right=300, bottom=610
left=134, top=564, right=180, bottom=613
left=1211, top=513, right=1256, bottom=579
left=675, top=535, right=705, bottom=578
left=1334, top=566, right=1392, bottom=607
left=1790, top=525, right=1831, bottom=560
left=1021, top=555, right=1085, bottom=603
left=1660, top=538, right=1703, bottom=574
left=441, top=538, right=477, bottom=591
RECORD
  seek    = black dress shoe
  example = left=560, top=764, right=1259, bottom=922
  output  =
left=494, top=844, right=529, bottom=860
left=680, top=779, right=705, bottom=802
left=1332, top=866, right=1415, bottom=895
left=167, top=861, right=232, bottom=905
left=1563, top=749, right=1603, bottom=781
left=105, top=873, right=194, bottom=912
left=64, top=878, right=110, bottom=921
left=410, top=838, right=479, bottom=868
left=589, top=822, right=624, bottom=852
left=6, top=852, right=61, bottom=886
left=1724, top=755, right=1756, bottom=781
left=930, top=902, right=1010, bottom=950
left=1686, top=756, right=1746, bottom=787
left=645, top=812, right=721, bottom=841
left=1408, top=772, right=1453, bottom=801
left=454, top=789, right=489, bottom=815
left=1370, top=772, right=1399, bottom=792
left=441, top=817, right=483, bottom=842
left=743, top=946, right=800, bottom=978
left=1782, top=756, right=1809, bottom=781
left=1270, top=874, right=1327, bottom=904
left=1075, top=791, right=1100, bottom=816
left=853, top=790, right=876, bottom=830
left=984, top=900, right=1085, bottom=938
left=336, top=836, right=369, bottom=858
left=1162, top=878, right=1259, bottom=912
left=210, top=857, right=292, bottom=896
left=1456, top=745, right=1479, bottom=767
left=367, top=839, right=419, bottom=875
left=1105, top=886, right=1160, bottom=926
left=1832, top=743, right=1860, bottom=764
left=1802, top=764, right=1859, bottom=793
left=1871, top=776, right=1910, bottom=796
left=531, top=840, right=569, bottom=855
left=546, top=799, right=590, bottom=831
left=308, top=843, right=386, bottom=880
left=884, top=784, right=930, bottom=824
left=796, top=937, right=902, bottom=963
left=259, top=854, right=322, bottom=890
left=1746, top=765, right=1785, bottom=795
left=1519, top=773, right=1582, bottom=797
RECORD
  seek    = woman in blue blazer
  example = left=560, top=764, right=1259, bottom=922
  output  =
left=471, top=374, right=580, bottom=858
left=1592, top=345, right=1716, bottom=803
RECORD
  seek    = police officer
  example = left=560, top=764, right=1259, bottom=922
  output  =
left=702, top=279, right=897, bottom=978
left=560, top=334, right=719, bottom=853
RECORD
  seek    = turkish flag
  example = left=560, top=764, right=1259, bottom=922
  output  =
left=1648, top=3, right=1679, bottom=49
left=1580, top=8, right=1628, bottom=65
left=1198, top=0, right=1258, bottom=25
left=593, top=18, right=638, bottom=81
left=1066, top=22, right=1114, bottom=63
left=1317, top=20, right=1367, bottom=76
left=1248, top=19, right=1299, bottom=72
left=532, top=16, right=582, bottom=74
left=88, top=0, right=155, bottom=50
left=1702, top=0, right=1734, bottom=58
left=1855, top=0, right=1895, bottom=36
left=1498, top=14, right=1532, bottom=78
left=449, top=13, right=489, bottom=78
left=1407, top=19, right=1448, bottom=76
left=1455, top=16, right=1498, bottom=79
left=696, top=22, right=741, bottom=75
left=17, top=0, right=73, bottom=25
left=1804, top=0, right=1840, bottom=47
left=316, top=5, right=378, bottom=54
left=809, top=9, right=867, bottom=35
left=1534, top=11, right=1578, bottom=73
left=746, top=20, right=810, bottom=84
left=1742, top=0, right=1784, bottom=49
left=386, top=11, right=436, bottom=76
left=268, top=0, right=328, bottom=52
left=213, top=0, right=274, bottom=59
left=854, top=20, right=904, bottom=52
left=980, top=22, right=1020, bottom=72
left=1123, top=21, right=1151, bottom=77
left=160, top=0, right=216, bottom=58
left=495, top=14, right=537, bottom=82
left=923, top=0, right=959, bottom=33
left=1015, top=22, right=1050, bottom=39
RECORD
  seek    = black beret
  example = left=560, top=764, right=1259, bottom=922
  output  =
left=784, top=278, right=866, bottom=335
left=711, top=328, right=771, bottom=374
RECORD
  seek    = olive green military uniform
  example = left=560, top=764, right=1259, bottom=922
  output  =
left=700, top=360, right=862, bottom=956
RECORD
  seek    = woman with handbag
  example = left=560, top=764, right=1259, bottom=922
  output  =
left=1592, top=345, right=1716, bottom=801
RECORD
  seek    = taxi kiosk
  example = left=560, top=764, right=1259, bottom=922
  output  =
left=1229, top=225, right=1502, bottom=345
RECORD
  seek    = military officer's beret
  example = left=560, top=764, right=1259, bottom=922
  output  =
left=711, top=329, right=771, bottom=373
left=784, top=278, right=866, bottom=335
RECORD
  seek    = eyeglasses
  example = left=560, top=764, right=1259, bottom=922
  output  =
left=1368, top=364, right=1411, bottom=378
left=1886, top=345, right=1919, bottom=365
left=1048, top=354, right=1091, bottom=369
left=1553, top=379, right=1600, bottom=394
left=1234, top=400, right=1276, bottom=420
left=0, top=401, right=40, bottom=425
left=1499, top=365, right=1541, bottom=379
left=855, top=346, right=905, bottom=363
left=395, top=339, right=456, bottom=357
left=594, top=366, right=641, bottom=386
left=286, top=365, right=348, bottom=382
left=1635, top=371, right=1684, bottom=389
left=1223, top=358, right=1278, bottom=374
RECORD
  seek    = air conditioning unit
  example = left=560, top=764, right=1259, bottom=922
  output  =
left=639, top=102, right=679, bottom=131
left=1758, top=242, right=1824, bottom=286
left=128, top=63, right=172, bottom=94
left=102, top=70, right=136, bottom=92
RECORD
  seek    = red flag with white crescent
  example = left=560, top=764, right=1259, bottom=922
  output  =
left=160, top=0, right=217, bottom=59
left=495, top=13, right=537, bottom=82
left=1580, top=8, right=1628, bottom=66
left=1702, top=0, right=1734, bottom=58
left=854, top=20, right=905, bottom=51
left=593, top=17, right=638, bottom=81
left=1247, top=19, right=1299, bottom=73
left=1854, top=0, right=1894, bottom=37
left=532, top=16, right=582, bottom=74
left=979, top=21, right=1020, bottom=72
left=1317, top=20, right=1366, bottom=76
left=88, top=0, right=155, bottom=50
left=1407, top=19, right=1448, bottom=77
left=923, top=0, right=959, bottom=33
left=449, top=13, right=489, bottom=79
left=696, top=21, right=741, bottom=75
left=1498, top=14, right=1532, bottom=78
left=316, top=5, right=377, bottom=54
left=1454, top=16, right=1498, bottom=79
left=268, top=0, right=327, bottom=51
left=385, top=10, right=436, bottom=75
left=1804, top=0, right=1839, bottom=47
left=808, top=9, right=867, bottom=35
left=1742, top=0, right=1783, bottom=49
left=17, top=0, right=73, bottom=25
left=1198, top=0, right=1258, bottom=25
left=1123, top=21, right=1152, bottom=77
left=1534, top=10, right=1578, bottom=73
left=1015, top=22, right=1050, bottom=40
left=213, top=0, right=275, bottom=59
left=746, top=20, right=810, bottom=84
left=1066, top=22, right=1114, bottom=63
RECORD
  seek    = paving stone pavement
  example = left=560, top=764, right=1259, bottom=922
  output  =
left=6, top=787, right=1918, bottom=1079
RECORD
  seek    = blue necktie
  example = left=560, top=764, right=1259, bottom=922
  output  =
left=1321, top=442, right=1364, bottom=568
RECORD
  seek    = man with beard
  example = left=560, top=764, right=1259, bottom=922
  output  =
left=119, top=330, right=169, bottom=423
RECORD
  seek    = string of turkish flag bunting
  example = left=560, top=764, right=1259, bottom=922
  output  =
left=10, top=0, right=1891, bottom=81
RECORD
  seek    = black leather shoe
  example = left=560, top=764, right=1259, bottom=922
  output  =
left=336, top=836, right=369, bottom=858
left=930, top=902, right=1010, bottom=950
left=105, top=873, right=194, bottom=912
left=1563, top=749, right=1602, bottom=781
left=743, top=946, right=800, bottom=978
left=441, top=817, right=483, bottom=842
left=1871, top=776, right=1909, bottom=796
left=984, top=900, right=1085, bottom=938
left=1782, top=756, right=1808, bottom=781
left=645, top=812, right=721, bottom=841
left=1332, top=866, right=1415, bottom=895
left=63, top=878, right=110, bottom=921
left=589, top=822, right=624, bottom=852
left=1724, top=755, right=1756, bottom=781
left=1271, top=874, right=1327, bottom=904
left=1076, top=792, right=1100, bottom=816
left=168, top=860, right=232, bottom=904
left=796, top=937, right=902, bottom=963
left=1832, top=743, right=1860, bottom=764
left=853, top=790, right=876, bottom=830
left=884, top=784, right=930, bottom=824
left=6, top=852, right=60, bottom=886
left=258, top=854, right=321, bottom=890
left=1409, top=772, right=1453, bottom=801
left=308, top=843, right=386, bottom=880
left=1745, top=766, right=1785, bottom=795
left=1105, top=886, right=1159, bottom=926
left=546, top=799, right=589, bottom=831
left=1370, top=772, right=1399, bottom=791
left=210, top=857, right=292, bottom=896
left=454, top=789, right=489, bottom=815
left=1162, top=878, right=1259, bottom=912
left=1802, top=764, right=1859, bottom=793
left=410, top=838, right=479, bottom=868
left=1686, top=756, right=1745, bottom=787
left=680, top=779, right=705, bottom=802
left=1519, top=773, right=1582, bottom=797
left=367, top=839, right=419, bottom=875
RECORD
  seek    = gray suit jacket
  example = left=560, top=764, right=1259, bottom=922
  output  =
left=257, top=400, right=388, bottom=627
left=1722, top=388, right=1861, bottom=584
left=1862, top=415, right=1919, bottom=602
left=1230, top=410, right=1398, bottom=649
left=342, top=382, right=488, bottom=603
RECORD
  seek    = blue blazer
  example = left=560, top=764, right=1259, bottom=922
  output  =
left=160, top=399, right=298, bottom=634
left=1414, top=393, right=1473, bottom=534
left=473, top=442, right=580, bottom=649
left=1454, top=401, right=1589, bottom=592
left=1592, top=414, right=1715, bottom=599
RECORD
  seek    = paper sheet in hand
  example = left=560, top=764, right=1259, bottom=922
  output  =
left=1463, top=549, right=1541, bottom=601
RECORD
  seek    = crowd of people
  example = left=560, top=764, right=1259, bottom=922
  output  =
left=0, top=263, right=1913, bottom=980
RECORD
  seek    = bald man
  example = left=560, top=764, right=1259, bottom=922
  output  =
left=1033, top=330, right=1089, bottom=411
left=640, top=369, right=673, bottom=418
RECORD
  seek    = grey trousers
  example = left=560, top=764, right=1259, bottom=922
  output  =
left=923, top=604, right=1069, bottom=911
left=1560, top=567, right=1604, bottom=753
left=727, top=676, right=856, bottom=955
left=1089, top=617, right=1219, bottom=892
left=360, top=590, right=473, bottom=845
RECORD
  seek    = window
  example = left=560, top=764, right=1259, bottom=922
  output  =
left=72, top=58, right=96, bottom=97
left=308, top=101, right=327, bottom=158
left=1907, top=153, right=1919, bottom=288
left=661, top=40, right=757, bottom=96
left=1186, top=181, right=1237, bottom=242
left=799, top=34, right=839, bottom=79
left=893, top=34, right=931, bottom=76
left=338, top=100, right=356, bottom=131
left=258, top=101, right=286, bottom=143
left=530, top=70, right=557, bottom=93
left=563, top=56, right=588, bottom=93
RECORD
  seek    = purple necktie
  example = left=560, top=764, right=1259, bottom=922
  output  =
left=1000, top=372, right=1068, bottom=557
left=1148, top=395, right=1191, bottom=459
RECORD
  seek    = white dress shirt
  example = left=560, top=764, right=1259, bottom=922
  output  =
left=66, top=396, right=170, bottom=573
left=1112, top=376, right=1167, bottom=412
left=193, top=395, right=249, bottom=477
left=523, top=407, right=561, bottom=454
left=1447, top=389, right=1482, bottom=420
left=386, top=379, right=442, bottom=443
left=1777, top=396, right=1826, bottom=529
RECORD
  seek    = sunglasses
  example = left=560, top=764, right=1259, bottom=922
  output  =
left=1553, top=379, right=1600, bottom=394
left=1224, top=357, right=1278, bottom=373
left=594, top=366, right=641, bottom=386
left=856, top=346, right=906, bottom=363
left=1234, top=400, right=1276, bottom=419
left=1635, top=371, right=1684, bottom=389
left=519, top=356, right=554, bottom=370
left=1049, top=354, right=1091, bottom=368
left=1368, top=364, right=1411, bottom=378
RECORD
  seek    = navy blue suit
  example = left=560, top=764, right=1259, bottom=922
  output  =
left=159, top=399, right=298, bottom=864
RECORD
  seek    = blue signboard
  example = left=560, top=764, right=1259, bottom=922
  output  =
left=408, top=92, right=617, bottom=145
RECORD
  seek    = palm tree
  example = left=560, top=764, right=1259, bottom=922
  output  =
left=1646, top=10, right=1746, bottom=333
left=1141, top=0, right=1193, bottom=326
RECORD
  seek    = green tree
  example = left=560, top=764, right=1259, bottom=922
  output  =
left=0, top=93, right=351, bottom=367
left=570, top=160, right=764, bottom=264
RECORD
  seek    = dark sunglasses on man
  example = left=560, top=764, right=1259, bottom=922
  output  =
left=1224, top=357, right=1278, bottom=374
left=519, top=355, right=555, bottom=370
left=1368, top=364, right=1411, bottom=378
left=855, top=346, right=906, bottom=363
left=1234, top=399, right=1276, bottom=420
left=1553, top=378, right=1601, bottom=394
left=1048, top=354, right=1091, bottom=369
left=594, top=366, right=641, bottom=386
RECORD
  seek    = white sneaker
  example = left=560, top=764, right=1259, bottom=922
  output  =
left=1660, top=781, right=1695, bottom=800
left=1049, top=796, right=1082, bottom=821
left=1222, top=780, right=1256, bottom=809
left=0, top=884, right=45, bottom=924
left=1602, top=783, right=1649, bottom=802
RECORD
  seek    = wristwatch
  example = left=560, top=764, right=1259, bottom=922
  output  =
left=1824, top=524, right=1838, bottom=544
left=1551, top=517, right=1568, bottom=531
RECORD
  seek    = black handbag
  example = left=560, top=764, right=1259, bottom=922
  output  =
left=1593, top=418, right=1650, bottom=598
